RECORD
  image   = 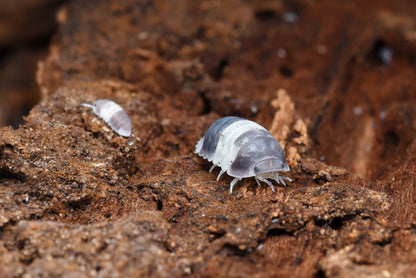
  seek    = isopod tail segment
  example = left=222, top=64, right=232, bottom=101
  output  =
left=81, top=99, right=132, bottom=137
left=195, top=116, right=292, bottom=193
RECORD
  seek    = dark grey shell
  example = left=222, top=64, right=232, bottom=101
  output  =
left=228, top=134, right=288, bottom=177
left=196, top=116, right=241, bottom=159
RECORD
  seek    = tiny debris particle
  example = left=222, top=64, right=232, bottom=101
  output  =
left=282, top=12, right=299, bottom=23
left=233, top=40, right=242, bottom=48
left=271, top=217, right=279, bottom=223
left=250, top=104, right=258, bottom=114
left=352, top=107, right=363, bottom=115
left=317, top=45, right=327, bottom=55
left=257, top=243, right=264, bottom=251
left=382, top=270, right=391, bottom=278
left=375, top=41, right=393, bottom=64
left=137, top=31, right=150, bottom=40
left=379, top=110, right=387, bottom=120
left=277, top=48, right=287, bottom=58
left=379, top=46, right=393, bottom=64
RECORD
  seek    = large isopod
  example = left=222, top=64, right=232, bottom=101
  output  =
left=195, top=116, right=291, bottom=193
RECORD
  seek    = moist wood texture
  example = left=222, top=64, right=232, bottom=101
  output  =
left=1, top=0, right=416, bottom=277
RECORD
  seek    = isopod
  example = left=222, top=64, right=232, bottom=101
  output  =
left=195, top=116, right=291, bottom=193
left=81, top=99, right=132, bottom=137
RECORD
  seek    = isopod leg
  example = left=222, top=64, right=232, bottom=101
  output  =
left=209, top=165, right=216, bottom=173
left=274, top=175, right=292, bottom=187
left=257, top=177, right=275, bottom=192
left=230, top=178, right=240, bottom=193
left=255, top=177, right=262, bottom=187
left=217, top=170, right=225, bottom=181
left=282, top=176, right=292, bottom=182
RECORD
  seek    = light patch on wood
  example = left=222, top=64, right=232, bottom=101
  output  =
left=352, top=117, right=375, bottom=177
left=269, top=88, right=295, bottom=149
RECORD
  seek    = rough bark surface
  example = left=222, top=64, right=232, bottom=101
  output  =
left=1, top=0, right=416, bottom=277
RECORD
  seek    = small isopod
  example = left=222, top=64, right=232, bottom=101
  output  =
left=81, top=99, right=132, bottom=137
left=195, top=116, right=291, bottom=193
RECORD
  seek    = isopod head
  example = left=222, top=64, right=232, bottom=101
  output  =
left=252, top=157, right=291, bottom=191
left=253, top=158, right=290, bottom=176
